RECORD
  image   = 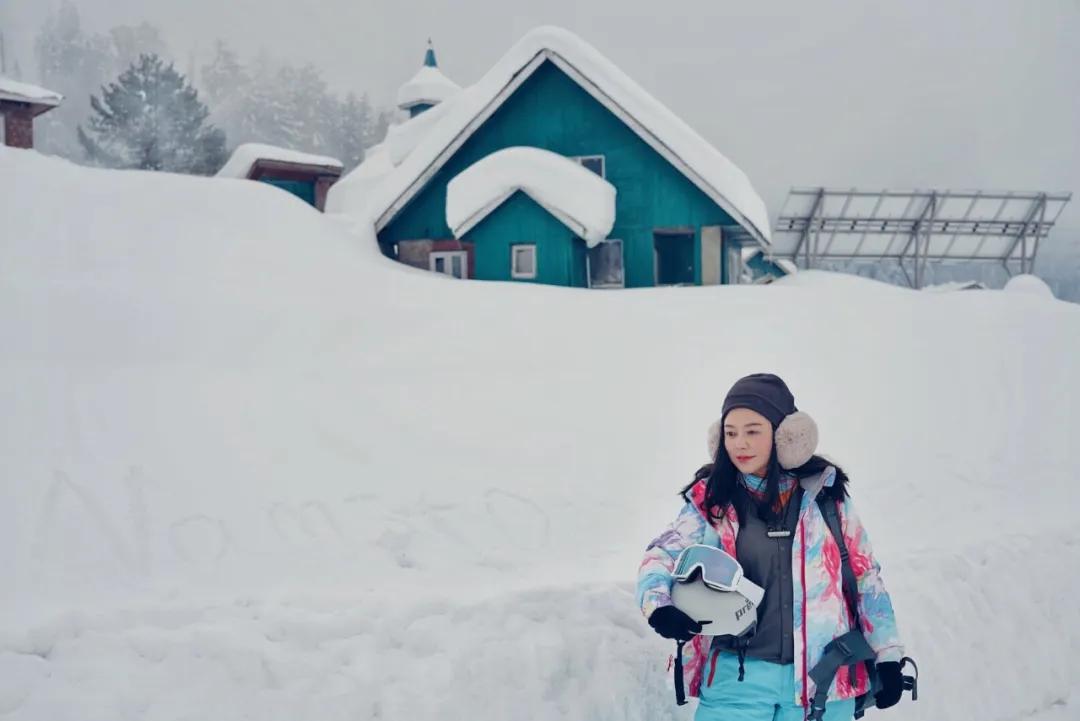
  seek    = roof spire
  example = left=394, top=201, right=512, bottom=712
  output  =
left=397, top=38, right=460, bottom=115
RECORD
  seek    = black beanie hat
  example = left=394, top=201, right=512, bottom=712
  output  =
left=721, top=373, right=798, bottom=428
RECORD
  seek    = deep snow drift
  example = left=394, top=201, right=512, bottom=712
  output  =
left=2, top=147, right=1079, bottom=721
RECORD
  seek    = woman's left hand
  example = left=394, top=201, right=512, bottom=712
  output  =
left=874, top=661, right=903, bottom=708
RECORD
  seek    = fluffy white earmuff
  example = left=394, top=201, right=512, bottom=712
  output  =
left=774, top=411, right=818, bottom=469
left=706, top=419, right=723, bottom=461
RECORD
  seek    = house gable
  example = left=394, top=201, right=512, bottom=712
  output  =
left=380, top=59, right=742, bottom=286
left=464, top=189, right=583, bottom=285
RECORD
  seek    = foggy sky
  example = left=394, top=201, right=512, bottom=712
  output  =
left=3, top=0, right=1078, bottom=245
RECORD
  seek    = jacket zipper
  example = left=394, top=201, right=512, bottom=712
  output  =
left=800, top=521, right=810, bottom=709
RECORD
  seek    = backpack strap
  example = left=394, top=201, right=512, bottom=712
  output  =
left=674, top=640, right=687, bottom=705
left=806, top=629, right=877, bottom=721
left=815, top=495, right=860, bottom=630
left=814, top=495, right=878, bottom=718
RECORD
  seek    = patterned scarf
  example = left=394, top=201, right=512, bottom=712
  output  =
left=741, top=471, right=798, bottom=513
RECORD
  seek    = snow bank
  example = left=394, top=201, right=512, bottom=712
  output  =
left=1004, top=273, right=1055, bottom=299
left=446, top=146, right=616, bottom=245
left=922, top=280, right=987, bottom=293
left=329, top=26, right=770, bottom=244
left=3, top=147, right=1080, bottom=721
left=0, top=76, right=62, bottom=106
left=216, top=142, right=343, bottom=179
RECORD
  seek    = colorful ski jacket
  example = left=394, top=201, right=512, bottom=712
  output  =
left=636, top=467, right=903, bottom=706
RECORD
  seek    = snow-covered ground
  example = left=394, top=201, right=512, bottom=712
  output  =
left=2, top=146, right=1079, bottom=720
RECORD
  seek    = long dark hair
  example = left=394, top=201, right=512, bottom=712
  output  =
left=684, top=438, right=849, bottom=526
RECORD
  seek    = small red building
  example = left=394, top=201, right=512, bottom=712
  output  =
left=0, top=77, right=62, bottom=149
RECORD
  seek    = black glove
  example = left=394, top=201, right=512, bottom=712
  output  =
left=874, top=661, right=904, bottom=709
left=647, top=605, right=704, bottom=642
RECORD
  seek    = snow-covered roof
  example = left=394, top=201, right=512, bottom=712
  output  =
left=446, top=146, right=616, bottom=246
left=325, top=101, right=457, bottom=215
left=0, top=76, right=62, bottom=108
left=396, top=65, right=462, bottom=110
left=329, top=26, right=771, bottom=245
left=385, top=97, right=455, bottom=166
left=323, top=143, right=393, bottom=217
left=216, top=143, right=343, bottom=180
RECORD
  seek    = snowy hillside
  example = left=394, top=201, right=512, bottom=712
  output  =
left=1, top=147, right=1078, bottom=721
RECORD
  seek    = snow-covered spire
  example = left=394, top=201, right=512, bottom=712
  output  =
left=396, top=40, right=461, bottom=118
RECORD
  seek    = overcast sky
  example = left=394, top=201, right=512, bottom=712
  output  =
left=3, top=0, right=1078, bottom=245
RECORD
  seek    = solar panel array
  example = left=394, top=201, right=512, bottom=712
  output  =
left=772, top=189, right=1071, bottom=264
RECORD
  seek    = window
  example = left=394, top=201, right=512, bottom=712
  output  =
left=587, top=239, right=624, bottom=288
left=511, top=244, right=537, bottom=279
left=429, top=250, right=468, bottom=279
left=574, top=155, right=605, bottom=178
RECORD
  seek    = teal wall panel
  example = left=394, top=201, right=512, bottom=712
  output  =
left=261, top=178, right=316, bottom=206
left=464, top=190, right=583, bottom=286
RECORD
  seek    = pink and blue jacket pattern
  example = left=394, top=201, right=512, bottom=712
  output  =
left=636, top=467, right=903, bottom=706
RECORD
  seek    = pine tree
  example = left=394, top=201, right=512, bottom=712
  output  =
left=333, top=92, right=370, bottom=170
left=109, top=23, right=169, bottom=69
left=201, top=40, right=247, bottom=106
left=195, top=40, right=393, bottom=172
left=78, top=53, right=227, bottom=174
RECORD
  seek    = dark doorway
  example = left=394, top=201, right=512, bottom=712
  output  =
left=654, top=231, right=695, bottom=285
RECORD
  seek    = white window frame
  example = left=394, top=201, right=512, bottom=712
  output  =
left=429, top=250, right=468, bottom=279
left=586, top=238, right=625, bottom=289
left=572, top=154, right=606, bottom=178
left=510, top=244, right=538, bottom=280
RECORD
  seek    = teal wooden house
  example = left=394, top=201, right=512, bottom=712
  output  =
left=328, top=27, right=776, bottom=288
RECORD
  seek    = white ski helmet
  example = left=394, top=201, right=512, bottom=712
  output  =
left=670, top=544, right=764, bottom=636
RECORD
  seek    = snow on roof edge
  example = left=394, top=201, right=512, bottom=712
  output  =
left=216, top=143, right=343, bottom=180
left=0, top=76, right=63, bottom=106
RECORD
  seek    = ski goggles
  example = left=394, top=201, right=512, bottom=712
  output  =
left=672, top=544, right=744, bottom=592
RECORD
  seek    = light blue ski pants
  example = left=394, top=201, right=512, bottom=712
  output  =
left=695, top=652, right=855, bottom=721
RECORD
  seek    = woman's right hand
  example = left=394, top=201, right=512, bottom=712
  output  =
left=647, top=605, right=706, bottom=641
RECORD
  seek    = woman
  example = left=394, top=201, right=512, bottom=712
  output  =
left=637, top=373, right=905, bottom=721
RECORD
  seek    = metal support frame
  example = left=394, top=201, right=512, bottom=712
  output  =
left=897, top=192, right=938, bottom=289
left=1004, top=192, right=1047, bottom=275
left=772, top=188, right=1071, bottom=286
left=792, top=187, right=825, bottom=270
